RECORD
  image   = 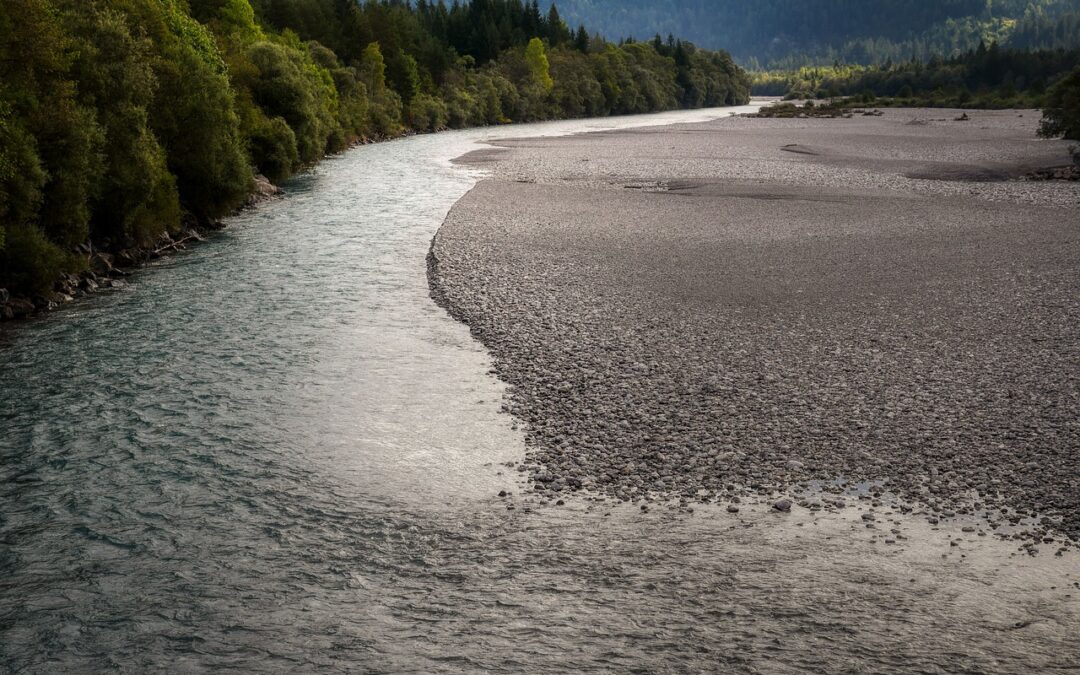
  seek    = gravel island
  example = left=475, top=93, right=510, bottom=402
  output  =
left=430, top=109, right=1080, bottom=544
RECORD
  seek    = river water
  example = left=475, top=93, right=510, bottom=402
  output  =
left=2, top=105, right=1077, bottom=673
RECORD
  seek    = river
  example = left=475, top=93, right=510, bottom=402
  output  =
left=2, top=104, right=1077, bottom=673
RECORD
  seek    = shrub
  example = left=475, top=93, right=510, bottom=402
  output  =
left=407, top=93, right=449, bottom=132
left=0, top=225, right=66, bottom=296
left=1039, top=67, right=1080, bottom=141
left=246, top=108, right=298, bottom=183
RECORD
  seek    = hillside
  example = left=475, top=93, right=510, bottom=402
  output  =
left=548, top=0, right=1080, bottom=66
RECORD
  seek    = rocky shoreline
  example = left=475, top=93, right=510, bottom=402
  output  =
left=430, top=108, right=1080, bottom=547
left=0, top=174, right=283, bottom=323
left=0, top=123, right=478, bottom=324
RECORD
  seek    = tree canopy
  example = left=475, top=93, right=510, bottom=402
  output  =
left=0, top=0, right=750, bottom=298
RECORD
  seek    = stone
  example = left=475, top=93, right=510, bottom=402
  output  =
left=90, top=253, right=115, bottom=274
left=8, top=298, right=35, bottom=318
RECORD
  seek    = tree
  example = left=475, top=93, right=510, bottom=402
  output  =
left=525, top=0, right=543, bottom=37
left=0, top=0, right=99, bottom=294
left=64, top=3, right=181, bottom=245
left=360, top=42, right=387, bottom=94
left=574, top=25, right=589, bottom=52
left=547, top=3, right=571, bottom=45
left=525, top=37, right=553, bottom=91
left=0, top=0, right=754, bottom=299
left=1039, top=66, right=1080, bottom=141
left=388, top=49, right=421, bottom=104
left=130, top=0, right=253, bottom=221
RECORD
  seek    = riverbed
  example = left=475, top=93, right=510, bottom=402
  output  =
left=2, top=104, right=1078, bottom=673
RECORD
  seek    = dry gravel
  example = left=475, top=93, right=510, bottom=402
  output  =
left=430, top=108, right=1080, bottom=544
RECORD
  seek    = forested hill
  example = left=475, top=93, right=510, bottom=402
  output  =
left=0, top=0, right=749, bottom=304
left=548, top=0, right=1080, bottom=66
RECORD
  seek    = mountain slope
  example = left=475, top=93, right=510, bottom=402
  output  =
left=547, top=0, right=1080, bottom=65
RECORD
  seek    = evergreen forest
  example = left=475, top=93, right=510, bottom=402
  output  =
left=548, top=0, right=1080, bottom=67
left=753, top=42, right=1080, bottom=108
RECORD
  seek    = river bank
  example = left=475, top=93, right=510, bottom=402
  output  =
left=430, top=107, right=1080, bottom=546
left=0, top=109, right=760, bottom=324
left=0, top=174, right=283, bottom=322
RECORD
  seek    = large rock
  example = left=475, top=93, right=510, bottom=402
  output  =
left=248, top=174, right=283, bottom=206
left=90, top=252, right=115, bottom=274
left=772, top=498, right=794, bottom=513
left=8, top=298, right=35, bottom=318
left=115, top=249, right=144, bottom=267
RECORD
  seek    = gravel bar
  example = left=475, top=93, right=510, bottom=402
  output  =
left=430, top=108, right=1080, bottom=544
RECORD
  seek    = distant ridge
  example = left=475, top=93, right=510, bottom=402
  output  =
left=546, top=0, right=1080, bottom=66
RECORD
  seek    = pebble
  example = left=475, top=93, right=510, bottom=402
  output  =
left=430, top=110, right=1080, bottom=547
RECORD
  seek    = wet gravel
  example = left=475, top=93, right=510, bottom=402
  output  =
left=430, top=109, right=1080, bottom=544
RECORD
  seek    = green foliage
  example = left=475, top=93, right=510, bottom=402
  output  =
left=238, top=40, right=340, bottom=164
left=0, top=0, right=751, bottom=299
left=1039, top=66, right=1080, bottom=139
left=244, top=106, right=298, bottom=183
left=133, top=0, right=253, bottom=220
left=407, top=93, right=450, bottom=131
left=63, top=2, right=181, bottom=245
left=2, top=0, right=103, bottom=252
left=0, top=224, right=67, bottom=296
left=388, top=49, right=422, bottom=104
left=218, top=0, right=263, bottom=42
left=550, top=0, right=1080, bottom=66
left=360, top=42, right=388, bottom=94
left=0, top=105, right=48, bottom=233
left=755, top=45, right=1080, bottom=110
left=525, top=38, right=555, bottom=91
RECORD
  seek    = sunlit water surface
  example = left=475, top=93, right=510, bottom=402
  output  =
left=2, top=105, right=1078, bottom=673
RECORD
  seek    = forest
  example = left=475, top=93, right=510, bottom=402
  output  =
left=753, top=42, right=1080, bottom=107
left=549, top=0, right=1080, bottom=67
left=0, top=0, right=750, bottom=299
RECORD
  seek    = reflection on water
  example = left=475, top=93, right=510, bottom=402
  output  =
left=1, top=105, right=1077, bottom=673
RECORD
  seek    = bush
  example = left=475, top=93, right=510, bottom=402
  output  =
left=241, top=40, right=339, bottom=165
left=244, top=107, right=298, bottom=184
left=407, top=93, right=449, bottom=132
left=0, top=225, right=66, bottom=296
left=1039, top=67, right=1080, bottom=141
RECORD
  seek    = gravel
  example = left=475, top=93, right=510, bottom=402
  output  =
left=430, top=108, right=1080, bottom=543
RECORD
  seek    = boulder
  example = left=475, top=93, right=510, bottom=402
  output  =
left=116, top=249, right=143, bottom=266
left=248, top=174, right=283, bottom=206
left=9, top=298, right=35, bottom=318
left=772, top=498, right=793, bottom=512
left=90, top=252, right=115, bottom=274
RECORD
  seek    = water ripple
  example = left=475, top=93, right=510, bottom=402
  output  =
left=2, top=107, right=1078, bottom=673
